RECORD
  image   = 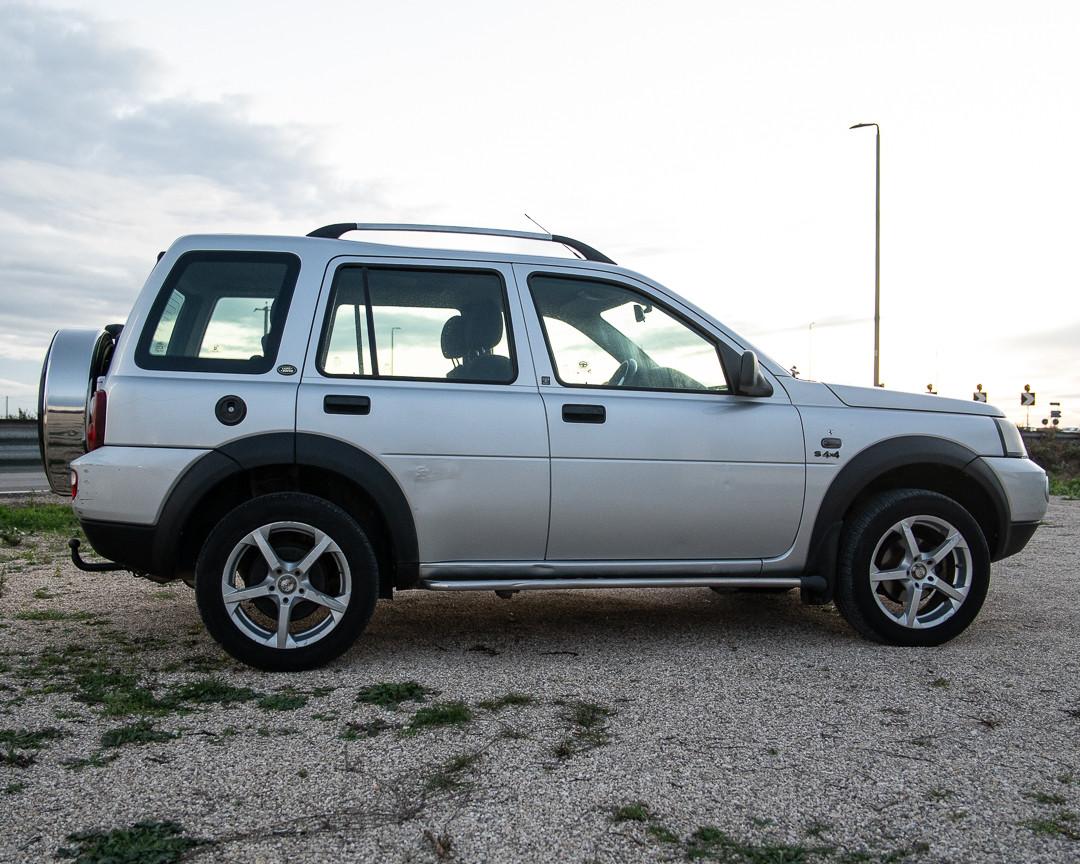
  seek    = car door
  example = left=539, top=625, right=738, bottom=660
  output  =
left=296, top=256, right=549, bottom=563
left=516, top=263, right=805, bottom=562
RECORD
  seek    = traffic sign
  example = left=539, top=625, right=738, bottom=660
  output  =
left=973, top=384, right=987, bottom=402
left=1021, top=391, right=1035, bottom=407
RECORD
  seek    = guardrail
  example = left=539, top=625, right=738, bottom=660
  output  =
left=0, top=420, right=41, bottom=468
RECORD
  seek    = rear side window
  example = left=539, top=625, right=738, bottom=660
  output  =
left=318, top=266, right=515, bottom=384
left=136, top=251, right=300, bottom=373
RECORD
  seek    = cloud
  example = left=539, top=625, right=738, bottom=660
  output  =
left=0, top=3, right=388, bottom=395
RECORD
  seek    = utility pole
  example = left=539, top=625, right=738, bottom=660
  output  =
left=850, top=122, right=881, bottom=387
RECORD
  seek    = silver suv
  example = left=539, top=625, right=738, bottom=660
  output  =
left=38, top=223, right=1049, bottom=670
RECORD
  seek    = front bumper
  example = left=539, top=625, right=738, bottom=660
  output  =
left=998, top=520, right=1040, bottom=559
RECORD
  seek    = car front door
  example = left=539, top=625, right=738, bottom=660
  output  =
left=516, top=263, right=805, bottom=563
left=297, top=257, right=549, bottom=563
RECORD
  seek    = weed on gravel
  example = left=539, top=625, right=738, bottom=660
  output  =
left=342, top=717, right=395, bottom=740
left=167, top=676, right=258, bottom=706
left=406, top=701, right=473, bottom=734
left=552, top=700, right=613, bottom=759
left=477, top=692, right=538, bottom=711
left=101, top=720, right=178, bottom=748
left=425, top=751, right=482, bottom=793
left=56, top=820, right=203, bottom=864
left=357, top=681, right=432, bottom=708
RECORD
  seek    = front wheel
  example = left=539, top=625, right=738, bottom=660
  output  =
left=834, top=489, right=990, bottom=646
left=195, top=493, right=379, bottom=671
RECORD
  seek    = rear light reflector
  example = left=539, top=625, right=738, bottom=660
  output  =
left=87, top=388, right=107, bottom=451
left=71, top=469, right=78, bottom=500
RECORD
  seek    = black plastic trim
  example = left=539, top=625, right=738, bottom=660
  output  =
left=80, top=519, right=157, bottom=574
left=803, top=436, right=1013, bottom=590
left=550, top=234, right=616, bottom=264
left=999, top=520, right=1040, bottom=559
left=308, top=223, right=358, bottom=239
left=295, top=434, right=419, bottom=587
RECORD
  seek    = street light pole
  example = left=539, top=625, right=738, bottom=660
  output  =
left=850, top=122, right=881, bottom=387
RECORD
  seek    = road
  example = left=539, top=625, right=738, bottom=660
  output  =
left=0, top=468, right=49, bottom=495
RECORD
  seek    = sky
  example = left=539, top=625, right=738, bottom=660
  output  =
left=0, top=0, right=1077, bottom=426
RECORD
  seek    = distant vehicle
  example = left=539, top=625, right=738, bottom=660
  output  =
left=39, top=223, right=1049, bottom=670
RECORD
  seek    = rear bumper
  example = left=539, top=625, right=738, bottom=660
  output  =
left=80, top=518, right=156, bottom=574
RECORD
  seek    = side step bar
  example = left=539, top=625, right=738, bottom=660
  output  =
left=420, top=577, right=803, bottom=592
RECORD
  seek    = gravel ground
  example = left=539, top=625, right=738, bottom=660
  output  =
left=0, top=495, right=1078, bottom=863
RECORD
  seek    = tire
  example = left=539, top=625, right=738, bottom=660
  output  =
left=834, top=488, right=990, bottom=646
left=195, top=492, right=379, bottom=671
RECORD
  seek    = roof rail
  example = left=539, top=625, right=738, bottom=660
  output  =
left=305, top=222, right=616, bottom=265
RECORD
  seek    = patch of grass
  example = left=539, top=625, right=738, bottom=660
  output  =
left=32, top=587, right=58, bottom=599
left=57, top=820, right=203, bottom=864
left=1022, top=811, right=1080, bottom=840
left=257, top=691, right=308, bottom=712
left=0, top=727, right=68, bottom=750
left=686, top=827, right=826, bottom=862
left=649, top=824, right=680, bottom=844
left=553, top=700, right=613, bottom=758
left=1025, top=790, right=1067, bottom=806
left=1, top=749, right=36, bottom=768
left=1050, top=477, right=1080, bottom=498
left=613, top=802, right=652, bottom=823
left=14, top=609, right=96, bottom=622
left=930, top=678, right=950, bottom=688
left=168, top=676, right=258, bottom=706
left=357, top=681, right=432, bottom=708
left=0, top=503, right=80, bottom=536
left=342, top=717, right=393, bottom=740
left=61, top=751, right=120, bottom=771
left=4, top=781, right=25, bottom=795
left=101, top=720, right=178, bottom=748
left=425, top=751, right=481, bottom=792
left=406, top=701, right=473, bottom=734
left=478, top=692, right=538, bottom=711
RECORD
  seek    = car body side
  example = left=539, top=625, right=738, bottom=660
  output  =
left=70, top=233, right=1049, bottom=599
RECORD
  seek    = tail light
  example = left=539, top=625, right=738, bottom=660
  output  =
left=87, top=387, right=107, bottom=451
left=71, top=469, right=79, bottom=500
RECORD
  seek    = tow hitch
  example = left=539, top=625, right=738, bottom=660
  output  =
left=69, top=538, right=125, bottom=572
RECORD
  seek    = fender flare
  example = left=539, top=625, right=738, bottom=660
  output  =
left=152, top=432, right=419, bottom=586
left=803, top=435, right=1010, bottom=598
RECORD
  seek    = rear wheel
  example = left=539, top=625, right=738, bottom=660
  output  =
left=834, top=489, right=990, bottom=646
left=195, top=493, right=378, bottom=671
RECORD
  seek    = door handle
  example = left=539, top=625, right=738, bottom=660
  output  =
left=324, top=395, right=371, bottom=415
left=562, top=403, right=606, bottom=424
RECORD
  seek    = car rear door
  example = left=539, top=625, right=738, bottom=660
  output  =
left=516, top=263, right=805, bottom=563
left=296, top=256, right=550, bottom=563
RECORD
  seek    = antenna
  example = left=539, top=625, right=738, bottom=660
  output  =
left=523, top=212, right=550, bottom=234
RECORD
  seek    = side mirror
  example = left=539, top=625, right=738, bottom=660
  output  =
left=737, top=350, right=773, bottom=397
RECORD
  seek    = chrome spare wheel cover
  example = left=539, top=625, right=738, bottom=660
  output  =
left=868, top=515, right=973, bottom=629
left=222, top=521, right=352, bottom=650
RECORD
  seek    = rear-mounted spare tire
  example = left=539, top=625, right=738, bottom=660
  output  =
left=38, top=326, right=121, bottom=496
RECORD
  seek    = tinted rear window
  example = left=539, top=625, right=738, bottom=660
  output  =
left=136, top=251, right=300, bottom=373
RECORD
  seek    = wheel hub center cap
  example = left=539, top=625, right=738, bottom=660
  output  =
left=910, top=562, right=928, bottom=580
left=276, top=574, right=298, bottom=594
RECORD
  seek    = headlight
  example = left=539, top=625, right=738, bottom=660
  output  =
left=994, top=418, right=1027, bottom=458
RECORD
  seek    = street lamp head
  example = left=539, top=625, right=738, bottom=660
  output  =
left=849, top=122, right=879, bottom=130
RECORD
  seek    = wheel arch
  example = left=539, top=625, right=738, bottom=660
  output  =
left=153, top=433, right=419, bottom=596
left=803, top=435, right=1009, bottom=602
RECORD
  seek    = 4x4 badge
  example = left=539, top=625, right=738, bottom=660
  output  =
left=277, top=364, right=297, bottom=376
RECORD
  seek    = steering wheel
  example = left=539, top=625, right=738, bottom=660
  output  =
left=607, top=357, right=638, bottom=387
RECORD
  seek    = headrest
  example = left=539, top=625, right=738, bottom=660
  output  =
left=461, top=302, right=504, bottom=352
left=441, top=315, right=465, bottom=359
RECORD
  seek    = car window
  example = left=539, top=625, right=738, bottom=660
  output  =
left=318, top=266, right=515, bottom=383
left=530, top=274, right=728, bottom=392
left=136, top=252, right=300, bottom=373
